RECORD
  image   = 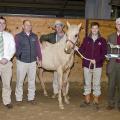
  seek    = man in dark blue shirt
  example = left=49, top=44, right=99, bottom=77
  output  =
left=15, top=20, right=42, bottom=104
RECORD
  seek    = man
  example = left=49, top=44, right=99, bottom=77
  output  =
left=76, top=22, right=107, bottom=110
left=106, top=18, right=120, bottom=111
left=40, top=20, right=64, bottom=98
left=0, top=16, right=15, bottom=108
left=15, top=20, right=42, bottom=104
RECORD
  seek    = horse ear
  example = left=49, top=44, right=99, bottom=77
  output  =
left=78, top=23, right=82, bottom=29
left=67, top=21, right=70, bottom=28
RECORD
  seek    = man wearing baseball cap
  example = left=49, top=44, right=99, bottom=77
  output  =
left=106, top=18, right=120, bottom=111
left=40, top=20, right=65, bottom=98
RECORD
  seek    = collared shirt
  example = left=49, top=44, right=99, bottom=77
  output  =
left=0, top=31, right=15, bottom=61
left=56, top=33, right=64, bottom=42
left=92, top=35, right=98, bottom=42
left=117, top=32, right=120, bottom=44
left=116, top=32, right=120, bottom=62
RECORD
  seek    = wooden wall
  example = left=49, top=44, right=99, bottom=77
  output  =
left=5, top=16, right=85, bottom=41
left=4, top=15, right=116, bottom=83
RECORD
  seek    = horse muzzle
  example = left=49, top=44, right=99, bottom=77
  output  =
left=64, top=48, right=72, bottom=54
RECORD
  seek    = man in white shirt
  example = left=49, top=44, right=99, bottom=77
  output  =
left=0, top=16, right=15, bottom=109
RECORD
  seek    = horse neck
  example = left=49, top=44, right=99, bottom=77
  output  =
left=57, top=34, right=74, bottom=56
left=56, top=34, right=67, bottom=48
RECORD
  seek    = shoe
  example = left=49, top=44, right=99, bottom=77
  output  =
left=118, top=107, right=120, bottom=112
left=93, top=103, right=99, bottom=111
left=106, top=105, right=114, bottom=110
left=16, top=101, right=22, bottom=106
left=5, top=103, right=13, bottom=109
left=80, top=101, right=90, bottom=108
left=28, top=100, right=36, bottom=105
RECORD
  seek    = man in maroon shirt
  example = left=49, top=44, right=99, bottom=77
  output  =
left=107, top=18, right=120, bottom=111
left=76, top=22, right=107, bottom=110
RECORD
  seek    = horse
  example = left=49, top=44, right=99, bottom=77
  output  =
left=38, top=22, right=81, bottom=109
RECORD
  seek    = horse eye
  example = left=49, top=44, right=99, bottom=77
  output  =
left=75, top=34, right=78, bottom=38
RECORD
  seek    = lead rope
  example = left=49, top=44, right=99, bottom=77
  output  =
left=75, top=48, right=96, bottom=72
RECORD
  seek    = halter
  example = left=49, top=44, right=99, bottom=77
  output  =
left=66, top=39, right=76, bottom=49
left=75, top=48, right=96, bottom=73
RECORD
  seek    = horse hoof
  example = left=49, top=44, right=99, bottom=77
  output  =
left=44, top=92, right=48, bottom=97
left=44, top=94, right=48, bottom=97
left=67, top=96, right=70, bottom=100
left=59, top=105, right=64, bottom=110
left=51, top=94, right=58, bottom=99
left=65, top=100, right=70, bottom=104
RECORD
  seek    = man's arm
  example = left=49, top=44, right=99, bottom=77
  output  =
left=15, top=34, right=22, bottom=60
left=35, top=38, right=42, bottom=61
left=0, top=33, right=16, bottom=65
left=39, top=33, right=56, bottom=44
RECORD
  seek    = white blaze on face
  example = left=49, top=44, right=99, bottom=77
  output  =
left=64, top=22, right=82, bottom=54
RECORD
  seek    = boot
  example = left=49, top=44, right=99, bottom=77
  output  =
left=85, top=94, right=90, bottom=103
left=80, top=94, right=90, bottom=107
left=93, top=96, right=99, bottom=110
left=93, top=95, right=99, bottom=104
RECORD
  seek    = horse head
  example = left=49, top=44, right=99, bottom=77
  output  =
left=64, top=21, right=82, bottom=54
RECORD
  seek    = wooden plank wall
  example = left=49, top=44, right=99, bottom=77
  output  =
left=4, top=15, right=116, bottom=82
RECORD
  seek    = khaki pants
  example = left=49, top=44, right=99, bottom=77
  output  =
left=83, top=67, right=102, bottom=96
left=15, top=60, right=36, bottom=101
left=0, top=61, right=12, bottom=105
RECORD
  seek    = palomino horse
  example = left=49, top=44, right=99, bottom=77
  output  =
left=38, top=22, right=81, bottom=109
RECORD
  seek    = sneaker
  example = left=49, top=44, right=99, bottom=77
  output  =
left=106, top=105, right=114, bottom=110
left=118, top=107, right=120, bottom=112
left=93, top=103, right=99, bottom=111
left=5, top=103, right=13, bottom=109
left=16, top=101, right=23, bottom=106
left=80, top=101, right=90, bottom=108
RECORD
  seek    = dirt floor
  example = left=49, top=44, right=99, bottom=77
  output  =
left=0, top=81, right=120, bottom=120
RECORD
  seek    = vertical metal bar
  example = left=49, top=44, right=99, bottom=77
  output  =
left=85, top=19, right=89, bottom=37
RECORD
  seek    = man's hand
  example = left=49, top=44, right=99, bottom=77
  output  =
left=74, top=46, right=79, bottom=51
left=90, top=59, right=96, bottom=64
left=37, top=60, right=42, bottom=67
left=0, top=58, right=8, bottom=65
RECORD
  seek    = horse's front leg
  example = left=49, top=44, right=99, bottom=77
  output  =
left=37, top=68, right=48, bottom=96
left=63, top=69, right=70, bottom=104
left=57, top=68, right=64, bottom=109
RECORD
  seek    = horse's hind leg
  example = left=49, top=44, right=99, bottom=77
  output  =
left=62, top=69, right=70, bottom=104
left=57, top=68, right=64, bottom=109
left=37, top=68, right=48, bottom=96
